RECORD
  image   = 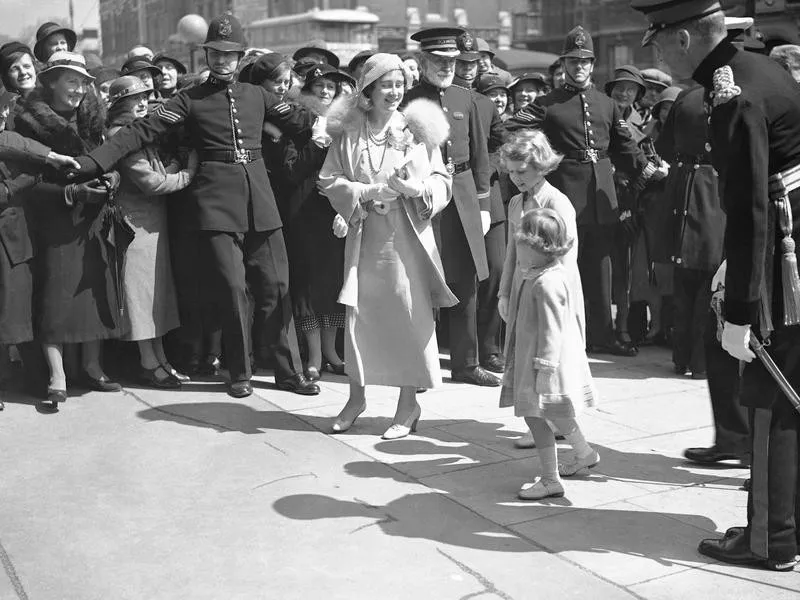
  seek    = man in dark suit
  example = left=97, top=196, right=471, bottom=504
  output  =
left=634, top=0, right=800, bottom=571
left=403, top=27, right=498, bottom=386
left=453, top=31, right=508, bottom=374
left=536, top=26, right=656, bottom=356
left=71, top=14, right=320, bottom=398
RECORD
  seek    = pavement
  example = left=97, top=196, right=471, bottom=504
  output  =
left=0, top=346, right=799, bottom=600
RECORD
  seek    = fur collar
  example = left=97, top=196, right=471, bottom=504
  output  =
left=13, top=87, right=105, bottom=155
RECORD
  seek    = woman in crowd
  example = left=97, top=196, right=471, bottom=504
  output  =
left=152, top=54, right=186, bottom=100
left=509, top=73, right=549, bottom=113
left=0, top=42, right=38, bottom=99
left=91, top=66, right=120, bottom=107
left=0, top=89, right=80, bottom=401
left=319, top=53, right=456, bottom=439
left=283, top=63, right=354, bottom=380
left=106, top=75, right=197, bottom=388
left=499, top=130, right=585, bottom=451
left=120, top=56, right=162, bottom=108
left=14, top=51, right=122, bottom=409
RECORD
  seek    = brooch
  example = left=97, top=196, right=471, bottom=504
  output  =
left=710, top=66, right=741, bottom=107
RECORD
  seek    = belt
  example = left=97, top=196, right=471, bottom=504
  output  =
left=675, top=152, right=713, bottom=166
left=199, top=149, right=262, bottom=164
left=769, top=162, right=800, bottom=199
left=446, top=160, right=470, bottom=175
left=564, top=149, right=608, bottom=163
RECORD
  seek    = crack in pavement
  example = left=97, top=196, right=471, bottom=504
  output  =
left=251, top=472, right=318, bottom=491
left=0, top=536, right=28, bottom=600
left=437, top=548, right=514, bottom=600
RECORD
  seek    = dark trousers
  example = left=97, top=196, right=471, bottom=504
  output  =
left=673, top=268, right=713, bottom=373
left=448, top=275, right=479, bottom=372
left=704, top=309, right=749, bottom=454
left=170, top=229, right=221, bottom=363
left=199, top=229, right=301, bottom=383
left=477, top=222, right=506, bottom=360
left=740, top=328, right=800, bottom=561
left=577, top=223, right=615, bottom=347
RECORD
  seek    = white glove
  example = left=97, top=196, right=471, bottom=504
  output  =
left=711, top=260, right=727, bottom=292
left=332, top=213, right=348, bottom=238
left=360, top=183, right=399, bottom=204
left=387, top=166, right=425, bottom=198
left=498, top=296, right=509, bottom=322
left=721, top=321, right=755, bottom=362
left=311, top=116, right=331, bottom=148
left=481, top=210, right=491, bottom=236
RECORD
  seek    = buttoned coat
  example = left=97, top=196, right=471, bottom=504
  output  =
left=538, top=85, right=648, bottom=226
left=403, top=80, right=491, bottom=280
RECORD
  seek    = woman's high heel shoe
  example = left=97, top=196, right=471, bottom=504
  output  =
left=382, top=405, right=421, bottom=440
left=323, top=361, right=346, bottom=376
left=161, top=362, right=190, bottom=383
left=331, top=403, right=366, bottom=433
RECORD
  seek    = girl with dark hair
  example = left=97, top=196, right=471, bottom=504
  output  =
left=13, top=51, right=122, bottom=410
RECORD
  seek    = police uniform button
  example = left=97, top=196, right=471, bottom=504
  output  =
left=677, top=162, right=683, bottom=167
left=238, top=139, right=244, bottom=146
left=442, top=107, right=448, bottom=112
left=671, top=256, right=675, bottom=262
left=234, top=118, right=240, bottom=124
left=237, top=128, right=243, bottom=134
left=446, top=140, right=453, bottom=146
left=676, top=258, right=683, bottom=264
left=704, top=142, right=712, bottom=152
left=694, top=164, right=699, bottom=170
left=232, top=108, right=238, bottom=114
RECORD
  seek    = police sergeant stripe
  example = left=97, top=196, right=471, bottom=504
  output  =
left=271, top=102, right=291, bottom=115
left=155, top=105, right=182, bottom=123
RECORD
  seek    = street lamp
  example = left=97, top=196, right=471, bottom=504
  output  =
left=177, top=14, right=208, bottom=73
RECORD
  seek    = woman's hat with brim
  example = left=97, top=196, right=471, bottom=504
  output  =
left=89, top=66, right=120, bottom=86
left=108, top=75, right=153, bottom=107
left=356, top=53, right=409, bottom=95
left=152, top=53, right=187, bottom=75
left=653, top=85, right=683, bottom=112
left=33, top=22, right=77, bottom=62
left=293, top=47, right=340, bottom=69
left=249, top=53, right=291, bottom=85
left=348, top=50, right=375, bottom=74
left=201, top=14, right=246, bottom=52
left=476, top=38, right=495, bottom=58
left=476, top=73, right=509, bottom=95
left=120, top=57, right=162, bottom=79
left=304, top=63, right=355, bottom=89
left=509, top=72, right=548, bottom=92
left=39, top=51, right=94, bottom=81
left=604, top=65, right=646, bottom=99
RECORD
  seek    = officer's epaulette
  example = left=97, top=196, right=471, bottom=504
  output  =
left=711, top=65, right=741, bottom=108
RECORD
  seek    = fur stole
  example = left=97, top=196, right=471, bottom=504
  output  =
left=325, top=96, right=450, bottom=153
left=13, top=87, right=105, bottom=156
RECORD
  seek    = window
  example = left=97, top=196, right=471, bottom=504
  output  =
left=428, top=0, right=444, bottom=17
left=612, top=44, right=633, bottom=69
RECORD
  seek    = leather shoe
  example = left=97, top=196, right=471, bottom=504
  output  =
left=84, top=374, right=122, bottom=392
left=698, top=531, right=797, bottom=571
left=276, top=373, right=320, bottom=396
left=588, top=340, right=638, bottom=357
left=139, top=366, right=180, bottom=390
left=684, top=446, right=749, bottom=466
left=480, top=354, right=506, bottom=373
left=451, top=366, right=501, bottom=387
left=193, top=356, right=221, bottom=377
left=228, top=380, right=253, bottom=398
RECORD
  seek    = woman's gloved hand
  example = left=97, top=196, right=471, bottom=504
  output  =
left=63, top=179, right=109, bottom=206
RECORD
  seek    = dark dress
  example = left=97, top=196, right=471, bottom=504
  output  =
left=0, top=131, right=53, bottom=343
left=13, top=89, right=122, bottom=344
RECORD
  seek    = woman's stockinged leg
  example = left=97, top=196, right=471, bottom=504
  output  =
left=551, top=417, right=600, bottom=476
left=392, top=385, right=419, bottom=425
left=330, top=378, right=367, bottom=433
left=82, top=340, right=107, bottom=379
left=43, top=343, right=66, bottom=390
left=321, top=326, right=343, bottom=366
left=304, top=328, right=322, bottom=370
left=138, top=339, right=160, bottom=370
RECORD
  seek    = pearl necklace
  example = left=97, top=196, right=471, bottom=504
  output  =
left=365, top=121, right=390, bottom=175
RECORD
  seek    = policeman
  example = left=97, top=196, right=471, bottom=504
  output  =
left=403, top=27, right=497, bottom=386
left=633, top=0, right=800, bottom=571
left=70, top=14, right=322, bottom=399
left=536, top=26, right=655, bottom=356
left=453, top=30, right=508, bottom=374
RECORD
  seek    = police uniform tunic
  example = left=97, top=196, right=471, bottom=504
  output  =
left=403, top=79, right=491, bottom=372
left=88, top=75, right=315, bottom=384
left=695, top=37, right=800, bottom=564
left=538, top=83, right=649, bottom=347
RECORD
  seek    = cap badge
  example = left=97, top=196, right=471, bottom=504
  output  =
left=460, top=31, right=474, bottom=51
left=218, top=18, right=232, bottom=39
left=574, top=30, right=587, bottom=48
left=311, top=67, right=322, bottom=79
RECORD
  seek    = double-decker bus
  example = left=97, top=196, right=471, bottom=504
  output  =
left=244, top=9, right=379, bottom=65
